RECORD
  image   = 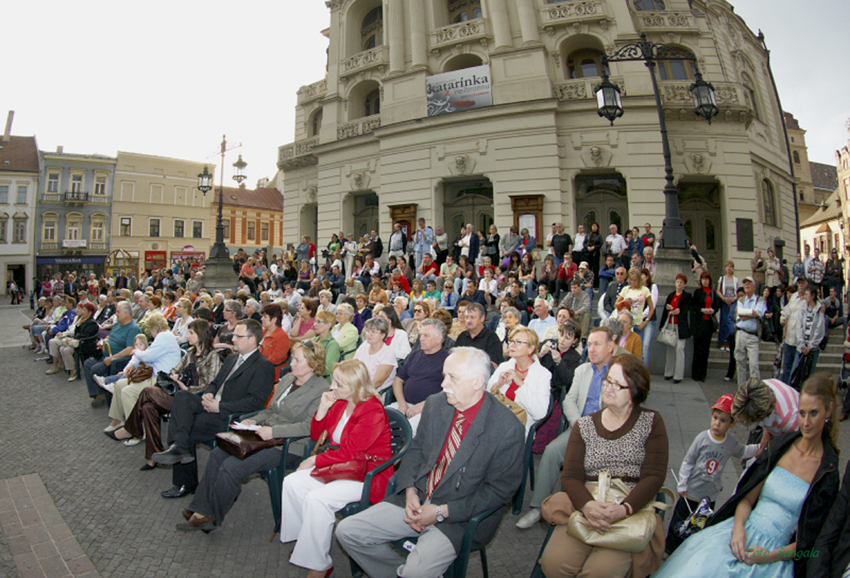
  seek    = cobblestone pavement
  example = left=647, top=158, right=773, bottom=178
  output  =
left=0, top=302, right=846, bottom=578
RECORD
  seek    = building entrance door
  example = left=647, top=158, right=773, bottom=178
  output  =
left=679, top=182, right=722, bottom=277
left=444, top=179, right=493, bottom=241
left=575, top=173, right=628, bottom=234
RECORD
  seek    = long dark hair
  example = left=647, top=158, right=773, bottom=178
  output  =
left=378, top=305, right=403, bottom=330
left=189, top=319, right=214, bottom=356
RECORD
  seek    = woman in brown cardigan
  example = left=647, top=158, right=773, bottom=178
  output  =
left=540, top=354, right=668, bottom=578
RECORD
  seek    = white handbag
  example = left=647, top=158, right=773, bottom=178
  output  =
left=657, top=318, right=678, bottom=347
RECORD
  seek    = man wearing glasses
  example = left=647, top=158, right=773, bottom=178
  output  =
left=153, top=319, right=275, bottom=499
left=516, top=326, right=616, bottom=528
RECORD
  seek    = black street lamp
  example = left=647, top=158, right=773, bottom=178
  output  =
left=594, top=32, right=718, bottom=249
left=197, top=136, right=246, bottom=262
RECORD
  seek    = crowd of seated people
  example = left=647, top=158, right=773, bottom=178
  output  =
left=24, top=229, right=850, bottom=577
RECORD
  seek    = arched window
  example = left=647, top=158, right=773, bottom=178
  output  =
left=361, top=7, right=383, bottom=51
left=365, top=89, right=380, bottom=117
left=658, top=50, right=696, bottom=80
left=449, top=0, right=482, bottom=23
left=741, top=72, right=760, bottom=121
left=309, top=108, right=323, bottom=138
left=793, top=150, right=801, bottom=164
left=762, top=179, right=777, bottom=227
left=634, top=0, right=665, bottom=9
left=567, top=49, right=605, bottom=79
left=66, top=213, right=82, bottom=241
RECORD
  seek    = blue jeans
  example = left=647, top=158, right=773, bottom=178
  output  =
left=779, top=344, right=798, bottom=384
left=84, top=356, right=130, bottom=399
left=636, top=321, right=655, bottom=366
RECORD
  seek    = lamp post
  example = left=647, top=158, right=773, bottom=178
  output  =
left=196, top=135, right=246, bottom=291
left=594, top=32, right=718, bottom=250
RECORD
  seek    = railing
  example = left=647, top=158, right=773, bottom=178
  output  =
left=635, top=11, right=696, bottom=31
left=89, top=195, right=109, bottom=204
left=337, top=115, right=382, bottom=140
left=89, top=242, right=107, bottom=250
left=553, top=76, right=625, bottom=101
left=340, top=46, right=388, bottom=78
left=64, top=191, right=88, bottom=202
left=43, top=193, right=61, bottom=202
left=430, top=18, right=488, bottom=50
left=298, top=79, right=328, bottom=104
left=40, top=242, right=58, bottom=251
left=660, top=81, right=740, bottom=106
left=278, top=137, right=320, bottom=165
left=540, top=1, right=610, bottom=34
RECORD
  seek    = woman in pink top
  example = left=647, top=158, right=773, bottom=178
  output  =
left=731, top=377, right=799, bottom=454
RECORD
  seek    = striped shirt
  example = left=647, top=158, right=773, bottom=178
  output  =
left=760, top=379, right=800, bottom=436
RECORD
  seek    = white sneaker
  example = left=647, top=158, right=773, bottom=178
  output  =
left=515, top=508, right=541, bottom=529
left=124, top=437, right=143, bottom=447
left=103, top=421, right=125, bottom=433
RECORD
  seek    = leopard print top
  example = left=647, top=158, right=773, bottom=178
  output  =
left=575, top=409, right=656, bottom=489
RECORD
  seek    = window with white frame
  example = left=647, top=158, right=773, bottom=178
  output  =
left=47, top=172, right=60, bottom=193
left=71, top=174, right=83, bottom=193
left=149, top=218, right=160, bottom=237
left=0, top=185, right=8, bottom=204
left=13, top=219, right=25, bottom=243
left=17, top=185, right=27, bottom=204
left=192, top=221, right=203, bottom=239
left=0, top=218, right=6, bottom=242
left=91, top=216, right=105, bottom=242
left=247, top=221, right=255, bottom=241
left=174, top=219, right=185, bottom=238
left=94, top=175, right=107, bottom=196
left=43, top=215, right=57, bottom=241
left=66, top=214, right=82, bottom=240
left=120, top=217, right=132, bottom=237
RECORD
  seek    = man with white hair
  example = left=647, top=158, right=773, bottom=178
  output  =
left=336, top=347, right=524, bottom=577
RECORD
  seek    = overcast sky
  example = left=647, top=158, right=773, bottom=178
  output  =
left=2, top=0, right=848, bottom=186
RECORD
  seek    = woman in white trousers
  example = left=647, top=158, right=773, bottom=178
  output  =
left=659, top=274, right=693, bottom=384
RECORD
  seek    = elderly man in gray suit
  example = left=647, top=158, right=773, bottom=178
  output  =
left=515, top=326, right=617, bottom=529
left=336, top=347, right=524, bottom=578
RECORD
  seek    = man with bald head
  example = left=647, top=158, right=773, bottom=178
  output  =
left=599, top=266, right=628, bottom=320
left=336, top=347, right=524, bottom=577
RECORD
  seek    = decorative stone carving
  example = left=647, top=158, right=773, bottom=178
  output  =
left=581, top=145, right=611, bottom=168
left=542, top=1, right=599, bottom=21
left=448, top=153, right=475, bottom=176
left=714, top=85, right=738, bottom=104
left=337, top=115, right=382, bottom=140
left=341, top=47, right=387, bottom=77
left=598, top=19, right=609, bottom=30
left=553, top=81, right=587, bottom=100
left=642, top=14, right=664, bottom=27
left=350, top=171, right=370, bottom=190
left=590, top=146, right=603, bottom=166
left=305, top=185, right=318, bottom=203
left=298, top=79, right=328, bottom=103
left=668, top=14, right=690, bottom=27
left=552, top=53, right=561, bottom=68
left=685, top=153, right=712, bottom=175
left=278, top=137, right=319, bottom=163
left=431, top=19, right=484, bottom=49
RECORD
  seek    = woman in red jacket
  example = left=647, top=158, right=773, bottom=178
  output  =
left=280, top=359, right=392, bottom=578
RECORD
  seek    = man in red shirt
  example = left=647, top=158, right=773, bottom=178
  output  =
left=557, top=253, right=578, bottom=300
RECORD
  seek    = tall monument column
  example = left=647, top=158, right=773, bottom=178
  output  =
left=410, top=0, right=427, bottom=69
left=389, top=0, right=406, bottom=73
left=516, top=0, right=540, bottom=45
left=488, top=0, right=512, bottom=50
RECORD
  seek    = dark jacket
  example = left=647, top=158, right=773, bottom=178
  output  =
left=540, top=348, right=580, bottom=399
left=200, top=350, right=275, bottom=417
left=387, top=392, right=524, bottom=552
left=75, top=318, right=101, bottom=361
left=658, top=290, right=692, bottom=340
left=706, top=431, right=840, bottom=578
left=689, top=286, right=722, bottom=336
left=809, top=460, right=850, bottom=578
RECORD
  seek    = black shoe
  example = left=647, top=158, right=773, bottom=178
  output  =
left=161, top=485, right=196, bottom=499
left=152, top=444, right=194, bottom=465
left=104, top=431, right=119, bottom=441
left=673, top=379, right=682, bottom=384
left=664, top=376, right=673, bottom=381
left=139, top=463, right=157, bottom=471
left=176, top=515, right=216, bottom=533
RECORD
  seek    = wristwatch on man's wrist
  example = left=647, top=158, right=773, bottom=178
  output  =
left=435, top=505, right=445, bottom=523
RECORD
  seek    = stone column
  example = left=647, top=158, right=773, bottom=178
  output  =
left=516, top=0, right=540, bottom=45
left=488, top=0, right=512, bottom=50
left=410, top=0, right=427, bottom=69
left=389, top=0, right=405, bottom=73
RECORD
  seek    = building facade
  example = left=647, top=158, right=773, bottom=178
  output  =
left=210, top=185, right=284, bottom=256
left=786, top=112, right=837, bottom=224
left=110, top=152, right=210, bottom=275
left=0, top=113, right=39, bottom=296
left=836, top=124, right=850, bottom=253
left=35, top=149, right=116, bottom=280
left=278, top=0, right=798, bottom=275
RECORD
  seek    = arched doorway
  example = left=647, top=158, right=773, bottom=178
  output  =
left=341, top=192, right=379, bottom=239
left=575, top=173, right=628, bottom=234
left=443, top=178, right=493, bottom=240
left=679, top=181, right=722, bottom=276
left=299, top=203, right=318, bottom=246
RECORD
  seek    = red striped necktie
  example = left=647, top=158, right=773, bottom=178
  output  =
left=426, top=414, right=465, bottom=501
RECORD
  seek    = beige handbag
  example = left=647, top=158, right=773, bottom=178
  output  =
left=566, top=471, right=674, bottom=553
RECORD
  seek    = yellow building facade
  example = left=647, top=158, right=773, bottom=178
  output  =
left=110, top=152, right=211, bottom=275
left=279, top=0, right=800, bottom=274
left=209, top=185, right=284, bottom=256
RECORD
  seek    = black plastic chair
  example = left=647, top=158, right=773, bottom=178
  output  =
left=387, top=504, right=504, bottom=578
left=512, top=394, right=555, bottom=515
left=529, top=490, right=670, bottom=578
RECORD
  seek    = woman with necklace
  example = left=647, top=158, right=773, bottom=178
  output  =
left=487, top=326, right=551, bottom=435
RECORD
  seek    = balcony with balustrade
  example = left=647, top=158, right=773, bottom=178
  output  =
left=632, top=10, right=698, bottom=33
left=298, top=79, right=328, bottom=105
left=337, top=115, right=382, bottom=141
left=340, top=46, right=389, bottom=79
left=539, top=1, right=612, bottom=36
left=277, top=137, right=320, bottom=172
left=430, top=18, right=489, bottom=51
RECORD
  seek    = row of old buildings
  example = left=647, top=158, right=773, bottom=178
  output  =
left=0, top=113, right=283, bottom=295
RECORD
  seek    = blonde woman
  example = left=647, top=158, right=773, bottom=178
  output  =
left=332, top=303, right=359, bottom=360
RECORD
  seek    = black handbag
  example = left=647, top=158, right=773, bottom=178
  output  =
left=156, top=372, right=178, bottom=396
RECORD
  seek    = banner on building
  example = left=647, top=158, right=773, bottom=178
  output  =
left=426, top=65, right=492, bottom=117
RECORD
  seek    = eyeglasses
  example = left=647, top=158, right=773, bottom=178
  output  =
left=509, top=339, right=529, bottom=346
left=302, top=340, right=315, bottom=351
left=602, top=378, right=629, bottom=392
left=414, top=309, right=424, bottom=313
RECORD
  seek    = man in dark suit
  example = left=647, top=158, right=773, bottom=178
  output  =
left=115, top=271, right=129, bottom=290
left=152, top=319, right=274, bottom=498
left=336, top=347, right=524, bottom=577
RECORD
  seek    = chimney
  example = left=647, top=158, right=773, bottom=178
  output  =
left=2, top=111, right=12, bottom=142
left=56, top=145, right=64, bottom=153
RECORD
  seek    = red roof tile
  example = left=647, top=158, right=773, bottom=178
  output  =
left=214, top=186, right=283, bottom=212
left=0, top=136, right=39, bottom=172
